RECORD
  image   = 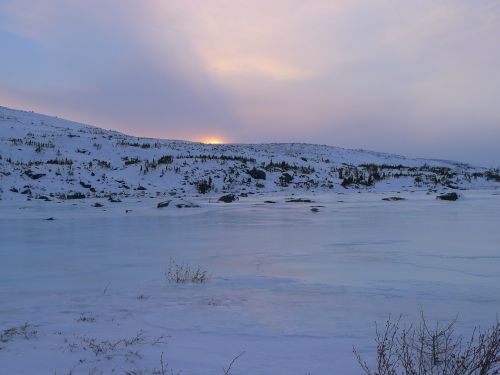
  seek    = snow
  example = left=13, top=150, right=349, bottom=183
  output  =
left=1, top=106, right=500, bottom=374
left=1, top=106, right=498, bottom=203
left=1, top=191, right=500, bottom=374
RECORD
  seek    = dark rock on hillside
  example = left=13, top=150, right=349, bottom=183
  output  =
left=80, top=181, right=92, bottom=189
left=219, top=194, right=238, bottom=203
left=24, top=170, right=46, bottom=180
left=436, top=192, right=459, bottom=201
left=286, top=198, right=313, bottom=203
left=382, top=196, right=406, bottom=201
left=66, top=192, right=86, bottom=200
left=248, top=168, right=266, bottom=180
left=157, top=200, right=171, bottom=208
left=176, top=203, right=200, bottom=208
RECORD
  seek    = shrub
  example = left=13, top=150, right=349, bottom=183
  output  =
left=158, top=155, right=174, bottom=165
left=0, top=322, right=37, bottom=346
left=195, top=177, right=214, bottom=194
left=64, top=192, right=86, bottom=200
left=46, top=158, right=73, bottom=165
left=278, top=172, right=293, bottom=187
left=166, top=259, right=209, bottom=284
left=123, top=157, right=141, bottom=165
left=354, top=313, right=500, bottom=375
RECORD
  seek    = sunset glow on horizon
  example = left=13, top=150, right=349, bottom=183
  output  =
left=200, top=136, right=226, bottom=145
left=0, top=1, right=499, bottom=165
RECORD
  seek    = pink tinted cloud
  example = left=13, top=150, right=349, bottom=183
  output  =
left=0, top=0, right=499, bottom=164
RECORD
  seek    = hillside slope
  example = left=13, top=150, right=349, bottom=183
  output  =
left=1, top=106, right=498, bottom=202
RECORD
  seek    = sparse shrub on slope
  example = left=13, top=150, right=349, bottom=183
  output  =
left=485, top=168, right=500, bottom=182
left=123, top=156, right=141, bottom=166
left=62, top=192, right=86, bottom=200
left=278, top=172, right=293, bottom=187
left=158, top=155, right=174, bottom=165
left=195, top=177, right=214, bottom=194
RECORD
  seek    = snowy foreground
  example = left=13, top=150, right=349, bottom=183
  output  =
left=1, top=107, right=500, bottom=374
left=1, top=191, right=500, bottom=374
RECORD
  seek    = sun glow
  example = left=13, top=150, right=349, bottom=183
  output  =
left=201, top=137, right=225, bottom=145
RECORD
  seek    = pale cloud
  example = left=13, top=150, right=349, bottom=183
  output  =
left=205, top=55, right=313, bottom=81
left=0, top=0, right=499, bottom=165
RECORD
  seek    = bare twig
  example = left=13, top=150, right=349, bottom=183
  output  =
left=222, top=351, right=245, bottom=375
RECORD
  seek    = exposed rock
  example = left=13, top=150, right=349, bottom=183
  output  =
left=24, top=170, right=45, bottom=180
left=286, top=198, right=313, bottom=203
left=157, top=200, right=171, bottom=208
left=218, top=194, right=238, bottom=203
left=382, top=196, right=406, bottom=201
left=437, top=192, right=459, bottom=201
left=79, top=181, right=92, bottom=189
left=176, top=203, right=200, bottom=208
left=66, top=192, right=86, bottom=200
left=248, top=168, right=266, bottom=180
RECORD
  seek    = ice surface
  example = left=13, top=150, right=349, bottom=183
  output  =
left=1, top=191, right=499, bottom=374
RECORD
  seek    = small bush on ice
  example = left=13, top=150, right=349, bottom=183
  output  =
left=166, top=259, right=209, bottom=284
left=0, top=322, right=37, bottom=347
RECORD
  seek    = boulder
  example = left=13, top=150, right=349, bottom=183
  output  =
left=248, top=168, right=266, bottom=180
left=157, top=200, right=171, bottom=208
left=218, top=194, right=238, bottom=203
left=436, top=192, right=459, bottom=201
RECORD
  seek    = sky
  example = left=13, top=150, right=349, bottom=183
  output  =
left=0, top=1, right=499, bottom=166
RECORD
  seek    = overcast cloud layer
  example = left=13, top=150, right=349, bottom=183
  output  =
left=1, top=0, right=499, bottom=165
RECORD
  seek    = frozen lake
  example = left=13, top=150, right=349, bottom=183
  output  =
left=1, top=190, right=500, bottom=374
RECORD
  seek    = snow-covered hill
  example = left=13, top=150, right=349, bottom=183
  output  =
left=1, top=106, right=498, bottom=202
